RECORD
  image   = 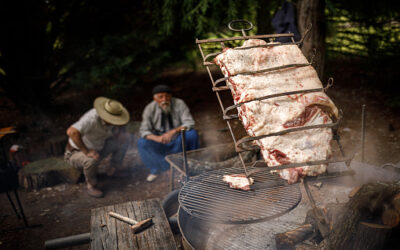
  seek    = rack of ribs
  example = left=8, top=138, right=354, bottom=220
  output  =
left=214, top=39, right=339, bottom=184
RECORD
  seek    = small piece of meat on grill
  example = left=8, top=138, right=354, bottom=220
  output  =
left=214, top=39, right=339, bottom=184
left=223, top=174, right=254, bottom=191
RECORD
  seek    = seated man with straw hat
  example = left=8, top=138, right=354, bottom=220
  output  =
left=64, top=97, right=130, bottom=198
left=138, top=85, right=199, bottom=182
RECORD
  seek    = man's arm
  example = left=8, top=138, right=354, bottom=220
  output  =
left=139, top=105, right=164, bottom=143
left=67, top=126, right=99, bottom=159
left=157, top=99, right=194, bottom=144
left=156, top=126, right=186, bottom=144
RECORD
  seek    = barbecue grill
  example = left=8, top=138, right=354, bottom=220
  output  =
left=175, top=20, right=362, bottom=249
left=179, top=165, right=301, bottom=224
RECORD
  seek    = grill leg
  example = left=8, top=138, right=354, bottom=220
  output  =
left=6, top=191, right=21, bottom=219
left=13, top=189, right=28, bottom=227
left=169, top=166, right=174, bottom=192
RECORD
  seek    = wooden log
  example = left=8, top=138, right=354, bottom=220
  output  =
left=324, top=181, right=400, bottom=250
left=18, top=157, right=81, bottom=191
left=277, top=182, right=400, bottom=249
left=350, top=222, right=391, bottom=250
left=275, top=224, right=314, bottom=250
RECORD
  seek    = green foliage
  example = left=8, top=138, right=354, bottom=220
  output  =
left=56, top=0, right=272, bottom=95
left=2, top=0, right=399, bottom=108
left=325, top=0, right=400, bottom=107
left=326, top=0, right=400, bottom=58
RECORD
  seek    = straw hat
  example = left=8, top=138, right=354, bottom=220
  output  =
left=94, top=97, right=130, bottom=126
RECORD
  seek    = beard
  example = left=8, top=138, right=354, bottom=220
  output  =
left=160, top=102, right=171, bottom=113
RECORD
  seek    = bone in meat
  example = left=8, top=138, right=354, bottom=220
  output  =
left=214, top=39, right=339, bottom=184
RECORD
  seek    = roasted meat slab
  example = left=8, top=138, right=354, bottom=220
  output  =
left=215, top=39, right=339, bottom=184
left=223, top=174, right=254, bottom=191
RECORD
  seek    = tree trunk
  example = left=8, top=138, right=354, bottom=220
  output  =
left=296, top=0, right=326, bottom=79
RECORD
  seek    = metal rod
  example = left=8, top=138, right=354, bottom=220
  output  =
left=181, top=189, right=299, bottom=210
left=44, top=233, right=90, bottom=249
left=13, top=189, right=28, bottom=227
left=236, top=117, right=342, bottom=152
left=202, top=24, right=312, bottom=62
left=223, top=85, right=333, bottom=120
left=212, top=86, right=229, bottom=92
left=6, top=191, right=20, bottom=219
left=197, top=42, right=248, bottom=176
left=302, top=178, right=330, bottom=239
left=181, top=129, right=189, bottom=181
left=196, top=33, right=294, bottom=44
left=246, top=156, right=353, bottom=176
left=203, top=42, right=300, bottom=63
left=361, top=104, right=366, bottom=163
left=214, top=63, right=311, bottom=86
left=169, top=166, right=174, bottom=192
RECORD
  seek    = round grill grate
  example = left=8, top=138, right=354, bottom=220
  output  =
left=179, top=166, right=301, bottom=224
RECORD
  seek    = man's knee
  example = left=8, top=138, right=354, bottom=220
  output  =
left=185, top=129, right=199, bottom=143
left=82, top=156, right=99, bottom=170
left=137, top=138, right=149, bottom=149
left=186, top=129, right=198, bottom=138
left=138, top=137, right=160, bottom=149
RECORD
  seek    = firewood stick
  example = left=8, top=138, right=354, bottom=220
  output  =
left=348, top=186, right=361, bottom=198
left=275, top=224, right=314, bottom=249
left=360, top=222, right=392, bottom=229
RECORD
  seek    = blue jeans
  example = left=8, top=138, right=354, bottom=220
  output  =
left=137, top=130, right=199, bottom=174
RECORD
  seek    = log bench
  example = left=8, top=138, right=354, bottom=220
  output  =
left=90, top=199, right=177, bottom=250
left=18, top=157, right=81, bottom=191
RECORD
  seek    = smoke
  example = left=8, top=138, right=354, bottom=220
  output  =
left=325, top=160, right=400, bottom=190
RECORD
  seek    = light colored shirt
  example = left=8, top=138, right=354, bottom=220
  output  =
left=69, top=108, right=114, bottom=151
left=139, top=97, right=195, bottom=138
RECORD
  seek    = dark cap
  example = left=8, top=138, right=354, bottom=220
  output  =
left=152, top=84, right=172, bottom=95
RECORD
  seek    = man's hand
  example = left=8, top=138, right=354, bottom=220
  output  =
left=160, top=129, right=176, bottom=144
left=67, top=126, right=98, bottom=158
left=145, top=134, right=164, bottom=144
left=145, top=126, right=186, bottom=144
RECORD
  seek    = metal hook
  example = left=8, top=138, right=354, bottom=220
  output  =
left=310, top=48, right=317, bottom=64
left=298, top=23, right=313, bottom=47
left=228, top=20, right=254, bottom=37
left=326, top=77, right=334, bottom=89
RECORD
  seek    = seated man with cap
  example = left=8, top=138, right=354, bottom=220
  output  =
left=65, top=97, right=130, bottom=198
left=138, top=84, right=199, bottom=182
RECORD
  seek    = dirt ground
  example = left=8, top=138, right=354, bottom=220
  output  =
left=0, top=59, right=400, bottom=249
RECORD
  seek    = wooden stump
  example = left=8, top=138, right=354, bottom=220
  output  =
left=276, top=181, right=400, bottom=249
left=18, top=157, right=81, bottom=191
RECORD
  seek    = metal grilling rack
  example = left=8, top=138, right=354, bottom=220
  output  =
left=179, top=20, right=359, bottom=229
